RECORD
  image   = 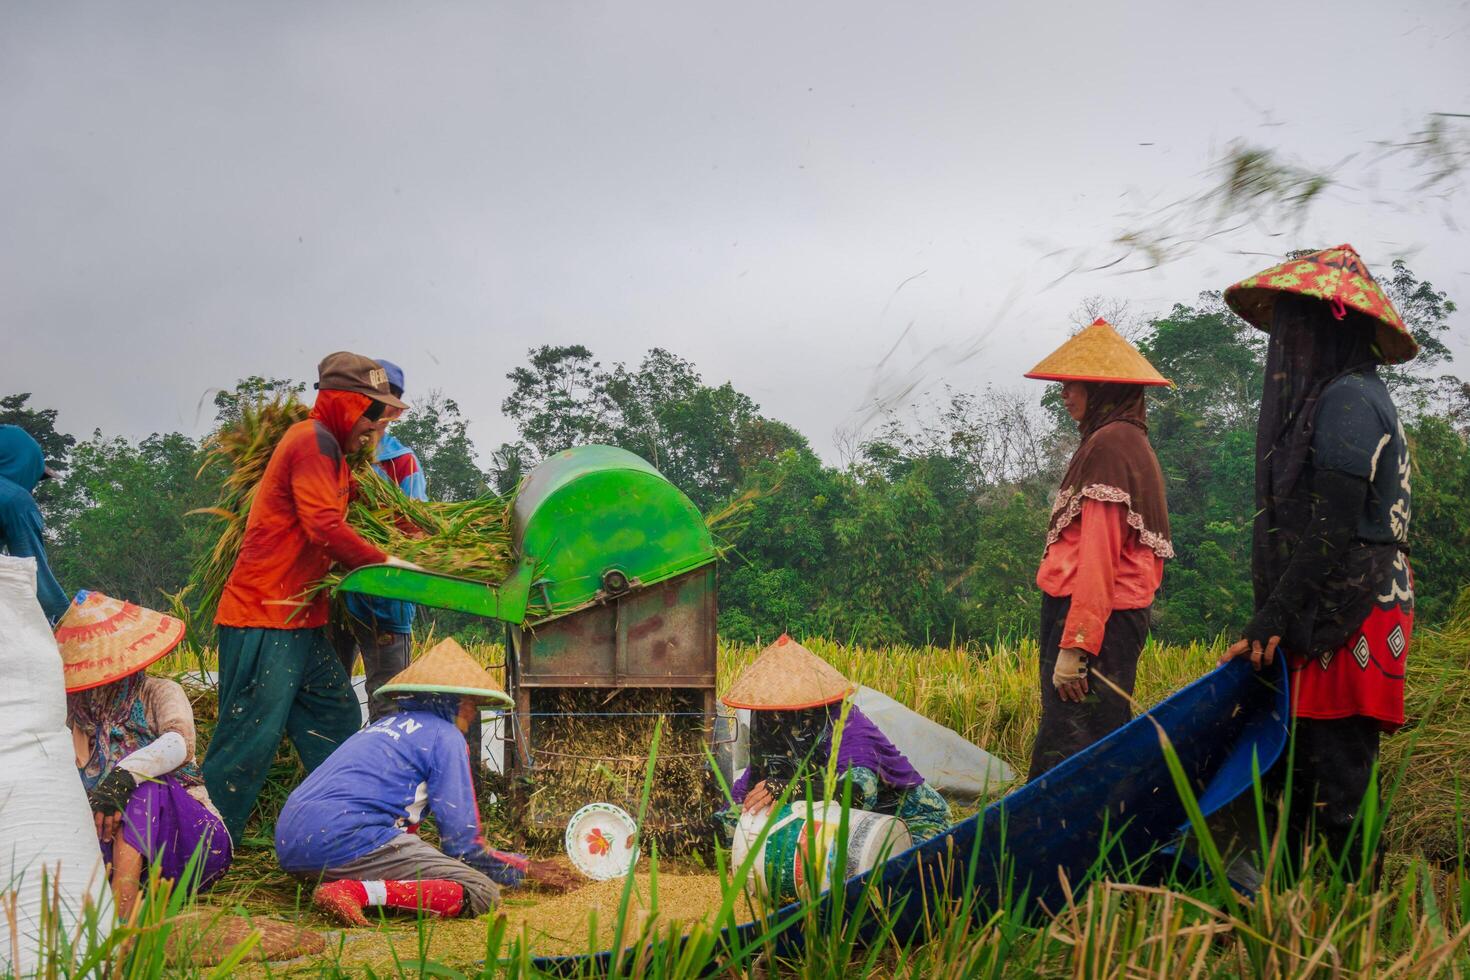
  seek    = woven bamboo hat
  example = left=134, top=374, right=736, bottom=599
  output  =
left=56, top=591, right=185, bottom=693
left=1024, top=318, right=1170, bottom=386
left=1224, top=244, right=1417, bottom=364
left=722, top=634, right=856, bottom=711
left=375, top=637, right=512, bottom=706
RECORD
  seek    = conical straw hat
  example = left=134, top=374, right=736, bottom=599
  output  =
left=1224, top=243, right=1417, bottom=364
left=375, top=637, right=512, bottom=706
left=56, top=591, right=185, bottom=693
left=722, top=634, right=855, bottom=710
left=1024, top=319, right=1170, bottom=386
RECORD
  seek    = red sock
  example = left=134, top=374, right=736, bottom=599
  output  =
left=313, top=880, right=370, bottom=926
left=381, top=879, right=465, bottom=917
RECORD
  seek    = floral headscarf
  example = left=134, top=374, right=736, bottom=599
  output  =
left=67, top=672, right=202, bottom=790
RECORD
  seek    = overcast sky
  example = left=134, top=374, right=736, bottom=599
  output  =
left=3, top=1, right=1467, bottom=462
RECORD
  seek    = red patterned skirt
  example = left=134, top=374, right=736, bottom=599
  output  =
left=1287, top=555, right=1413, bottom=732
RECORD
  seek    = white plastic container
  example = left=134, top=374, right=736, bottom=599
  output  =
left=732, top=801, right=911, bottom=904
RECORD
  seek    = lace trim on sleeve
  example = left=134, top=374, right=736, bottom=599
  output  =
left=1046, top=484, right=1175, bottom=559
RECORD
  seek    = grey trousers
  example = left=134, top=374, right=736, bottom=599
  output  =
left=332, top=618, right=413, bottom=722
left=321, top=834, right=500, bottom=915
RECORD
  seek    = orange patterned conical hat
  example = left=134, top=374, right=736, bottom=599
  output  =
left=1024, top=319, right=1170, bottom=386
left=1224, top=244, right=1417, bottom=364
left=56, top=591, right=185, bottom=693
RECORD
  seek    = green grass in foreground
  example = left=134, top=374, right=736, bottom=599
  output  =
left=42, top=611, right=1469, bottom=977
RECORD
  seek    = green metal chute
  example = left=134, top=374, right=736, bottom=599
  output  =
left=334, top=556, right=537, bottom=623
left=335, top=445, right=718, bottom=625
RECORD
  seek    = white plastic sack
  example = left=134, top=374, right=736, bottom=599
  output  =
left=849, top=686, right=1016, bottom=803
left=0, top=556, right=112, bottom=975
left=724, top=685, right=1017, bottom=805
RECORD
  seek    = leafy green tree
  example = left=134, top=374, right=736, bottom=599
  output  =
left=49, top=432, right=211, bottom=606
left=831, top=463, right=950, bottom=646
left=387, top=391, right=491, bottom=501
left=1381, top=259, right=1456, bottom=401
left=500, top=344, right=804, bottom=510
left=715, top=449, right=848, bottom=644
left=489, top=441, right=531, bottom=495
left=1136, top=298, right=1263, bottom=641
left=608, top=361, right=805, bottom=509
left=963, top=482, right=1053, bottom=643
left=212, top=376, right=305, bottom=425
left=501, top=345, right=611, bottom=460
left=1405, top=416, right=1470, bottom=623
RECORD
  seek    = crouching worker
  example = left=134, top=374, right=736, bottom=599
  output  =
left=719, top=635, right=950, bottom=845
left=59, top=592, right=233, bottom=919
left=275, top=639, right=568, bottom=926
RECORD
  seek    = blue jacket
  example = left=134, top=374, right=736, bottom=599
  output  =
left=274, top=704, right=484, bottom=872
left=344, top=433, right=425, bottom=634
left=0, top=426, right=66, bottom=623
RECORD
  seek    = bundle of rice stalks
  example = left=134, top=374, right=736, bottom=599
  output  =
left=189, top=396, right=310, bottom=629
left=330, top=469, right=514, bottom=586
left=186, top=395, right=515, bottom=631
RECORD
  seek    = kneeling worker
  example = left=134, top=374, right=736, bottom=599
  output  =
left=721, top=635, right=951, bottom=845
left=275, top=638, right=568, bottom=925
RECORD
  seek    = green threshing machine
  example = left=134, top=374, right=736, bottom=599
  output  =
left=336, top=445, right=721, bottom=831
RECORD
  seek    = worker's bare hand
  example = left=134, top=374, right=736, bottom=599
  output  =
left=1055, top=675, right=1089, bottom=703
left=1220, top=636, right=1279, bottom=670
left=94, top=810, right=122, bottom=843
left=525, top=858, right=581, bottom=894
left=1220, top=638, right=1250, bottom=665
left=1052, top=647, right=1090, bottom=703
left=741, top=780, right=776, bottom=816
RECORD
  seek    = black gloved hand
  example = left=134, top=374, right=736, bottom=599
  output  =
left=87, top=768, right=137, bottom=815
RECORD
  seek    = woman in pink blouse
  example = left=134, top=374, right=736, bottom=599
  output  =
left=1024, top=319, right=1174, bottom=779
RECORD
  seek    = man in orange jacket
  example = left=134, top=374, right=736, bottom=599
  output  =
left=204, top=352, right=414, bottom=843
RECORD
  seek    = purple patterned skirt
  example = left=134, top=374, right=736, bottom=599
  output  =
left=102, top=776, right=232, bottom=892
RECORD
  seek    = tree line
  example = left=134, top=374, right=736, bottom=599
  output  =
left=7, top=260, right=1467, bottom=649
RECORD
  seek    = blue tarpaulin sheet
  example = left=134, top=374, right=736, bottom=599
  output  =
left=537, top=657, right=1289, bottom=973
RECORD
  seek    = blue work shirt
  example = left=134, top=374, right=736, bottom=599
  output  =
left=274, top=706, right=485, bottom=872
left=0, top=425, right=66, bottom=623
left=344, top=432, right=426, bottom=634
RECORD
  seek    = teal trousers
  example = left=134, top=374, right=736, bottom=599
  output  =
left=203, top=626, right=362, bottom=843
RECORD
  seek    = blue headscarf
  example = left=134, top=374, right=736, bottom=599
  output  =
left=0, top=426, right=46, bottom=492
left=391, top=693, right=462, bottom=723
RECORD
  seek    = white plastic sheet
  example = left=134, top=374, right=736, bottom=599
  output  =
left=849, top=686, right=1016, bottom=803
left=0, top=557, right=112, bottom=975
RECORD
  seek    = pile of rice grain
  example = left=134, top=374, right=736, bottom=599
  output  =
left=500, top=872, right=727, bottom=957
left=295, top=873, right=728, bottom=971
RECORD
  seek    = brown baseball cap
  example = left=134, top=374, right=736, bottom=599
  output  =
left=315, top=351, right=409, bottom=409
